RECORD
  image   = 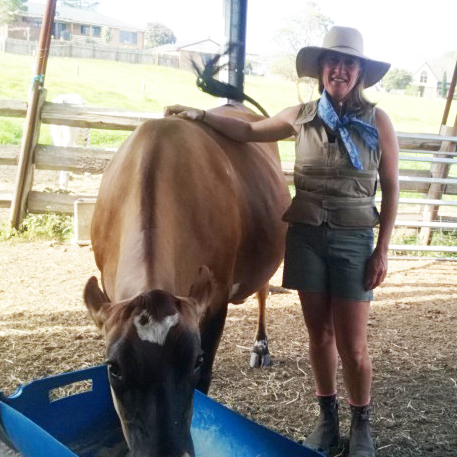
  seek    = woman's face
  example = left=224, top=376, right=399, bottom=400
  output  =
left=321, top=51, right=362, bottom=103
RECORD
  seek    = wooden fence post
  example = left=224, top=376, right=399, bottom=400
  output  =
left=420, top=123, right=457, bottom=244
left=9, top=89, right=47, bottom=228
left=441, top=61, right=457, bottom=126
left=9, top=0, right=56, bottom=228
left=420, top=61, right=457, bottom=245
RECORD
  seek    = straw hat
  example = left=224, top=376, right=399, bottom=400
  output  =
left=296, top=26, right=391, bottom=88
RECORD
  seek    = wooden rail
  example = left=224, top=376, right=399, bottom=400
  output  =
left=1, top=98, right=456, bottom=256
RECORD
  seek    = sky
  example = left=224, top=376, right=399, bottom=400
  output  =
left=35, top=0, right=457, bottom=71
left=94, top=0, right=456, bottom=70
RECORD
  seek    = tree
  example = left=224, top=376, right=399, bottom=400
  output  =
left=273, top=1, right=334, bottom=56
left=101, top=26, right=112, bottom=44
left=382, top=68, right=413, bottom=92
left=270, top=2, right=333, bottom=101
left=0, top=0, right=27, bottom=24
left=145, top=22, right=176, bottom=49
left=58, top=0, right=99, bottom=10
left=441, top=71, right=447, bottom=98
left=270, top=54, right=296, bottom=81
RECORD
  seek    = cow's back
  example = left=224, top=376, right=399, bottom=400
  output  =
left=91, top=105, right=290, bottom=302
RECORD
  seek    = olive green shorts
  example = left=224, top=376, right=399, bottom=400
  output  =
left=282, top=223, right=374, bottom=301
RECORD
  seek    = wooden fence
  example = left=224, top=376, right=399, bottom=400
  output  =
left=1, top=96, right=457, bottom=257
left=0, top=37, right=179, bottom=67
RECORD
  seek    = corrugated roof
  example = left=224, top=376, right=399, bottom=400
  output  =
left=23, top=2, right=144, bottom=31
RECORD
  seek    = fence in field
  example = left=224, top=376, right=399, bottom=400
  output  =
left=0, top=95, right=456, bottom=258
left=0, top=37, right=179, bottom=67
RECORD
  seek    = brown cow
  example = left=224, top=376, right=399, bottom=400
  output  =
left=84, top=103, right=291, bottom=457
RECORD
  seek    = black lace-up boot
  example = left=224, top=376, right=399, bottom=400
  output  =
left=349, top=405, right=375, bottom=456
left=304, top=394, right=340, bottom=454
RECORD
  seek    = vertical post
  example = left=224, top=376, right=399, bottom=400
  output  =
left=10, top=0, right=56, bottom=228
left=441, top=61, right=457, bottom=127
left=419, top=122, right=457, bottom=245
left=224, top=0, right=247, bottom=92
left=420, top=60, right=457, bottom=244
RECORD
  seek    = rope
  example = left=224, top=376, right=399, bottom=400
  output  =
left=29, top=74, right=44, bottom=92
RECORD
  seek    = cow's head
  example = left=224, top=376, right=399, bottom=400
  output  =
left=84, top=267, right=215, bottom=457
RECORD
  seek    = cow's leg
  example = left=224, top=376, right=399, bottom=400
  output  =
left=197, top=302, right=228, bottom=394
left=250, top=282, right=271, bottom=368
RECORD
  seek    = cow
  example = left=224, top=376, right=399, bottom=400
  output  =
left=50, top=94, right=90, bottom=189
left=83, top=69, right=291, bottom=456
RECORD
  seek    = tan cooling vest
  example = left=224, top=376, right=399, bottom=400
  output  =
left=282, top=100, right=381, bottom=228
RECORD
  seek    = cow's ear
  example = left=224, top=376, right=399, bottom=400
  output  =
left=84, top=276, right=111, bottom=330
left=188, top=266, right=215, bottom=313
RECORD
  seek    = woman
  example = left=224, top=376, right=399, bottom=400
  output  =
left=165, top=26, right=399, bottom=457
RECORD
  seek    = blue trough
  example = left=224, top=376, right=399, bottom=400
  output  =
left=0, top=365, right=324, bottom=457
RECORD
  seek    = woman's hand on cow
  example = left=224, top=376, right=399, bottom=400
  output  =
left=164, top=104, right=205, bottom=121
left=364, top=247, right=388, bottom=291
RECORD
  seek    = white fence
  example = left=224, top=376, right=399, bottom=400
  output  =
left=0, top=37, right=179, bottom=67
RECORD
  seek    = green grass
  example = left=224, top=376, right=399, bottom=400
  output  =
left=1, top=51, right=457, bottom=249
left=387, top=227, right=457, bottom=259
left=364, top=90, right=457, bottom=134
left=2, top=51, right=456, bottom=144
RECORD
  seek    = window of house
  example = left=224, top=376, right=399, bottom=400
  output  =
left=420, top=71, right=428, bottom=83
left=81, top=25, right=90, bottom=35
left=34, top=20, right=42, bottom=28
left=22, top=17, right=31, bottom=23
left=92, top=26, right=101, bottom=37
left=119, top=31, right=137, bottom=44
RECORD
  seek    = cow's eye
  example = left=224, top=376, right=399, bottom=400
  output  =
left=194, top=353, right=204, bottom=373
left=107, top=361, right=122, bottom=381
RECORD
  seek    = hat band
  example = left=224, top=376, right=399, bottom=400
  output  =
left=328, top=45, right=364, bottom=57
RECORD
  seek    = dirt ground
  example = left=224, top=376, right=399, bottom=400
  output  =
left=1, top=164, right=457, bottom=456
left=0, top=239, right=456, bottom=457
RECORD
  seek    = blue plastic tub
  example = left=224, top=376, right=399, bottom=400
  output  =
left=0, top=365, right=324, bottom=457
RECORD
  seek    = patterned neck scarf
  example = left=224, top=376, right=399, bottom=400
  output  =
left=317, top=90, right=379, bottom=170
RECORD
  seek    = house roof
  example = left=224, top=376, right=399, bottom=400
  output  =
left=414, top=62, right=440, bottom=82
left=414, top=52, right=457, bottom=82
left=23, top=2, right=144, bottom=31
left=152, top=38, right=220, bottom=54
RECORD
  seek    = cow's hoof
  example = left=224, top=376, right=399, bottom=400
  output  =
left=261, top=353, right=272, bottom=368
left=250, top=352, right=260, bottom=368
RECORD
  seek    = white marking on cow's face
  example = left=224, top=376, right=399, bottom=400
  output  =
left=133, top=311, right=179, bottom=345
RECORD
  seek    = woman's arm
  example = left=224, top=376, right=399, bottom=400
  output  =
left=163, top=104, right=301, bottom=143
left=365, top=107, right=399, bottom=291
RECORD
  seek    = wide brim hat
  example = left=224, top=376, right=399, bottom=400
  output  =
left=296, top=26, right=391, bottom=88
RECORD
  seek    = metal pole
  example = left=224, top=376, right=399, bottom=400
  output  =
left=34, top=0, right=55, bottom=79
left=441, top=60, right=457, bottom=127
left=224, top=0, right=247, bottom=92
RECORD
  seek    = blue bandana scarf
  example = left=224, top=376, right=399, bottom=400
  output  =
left=317, top=90, right=379, bottom=170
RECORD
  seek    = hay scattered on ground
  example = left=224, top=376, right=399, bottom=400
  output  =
left=1, top=242, right=456, bottom=456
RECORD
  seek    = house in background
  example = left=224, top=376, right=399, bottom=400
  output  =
left=412, top=53, right=457, bottom=98
left=0, top=2, right=145, bottom=49
left=151, top=38, right=220, bottom=71
left=246, top=53, right=270, bottom=76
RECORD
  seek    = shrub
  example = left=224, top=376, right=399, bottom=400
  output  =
left=0, top=213, right=74, bottom=242
left=405, top=85, right=420, bottom=97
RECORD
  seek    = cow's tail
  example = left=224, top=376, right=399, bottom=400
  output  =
left=192, top=45, right=270, bottom=118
